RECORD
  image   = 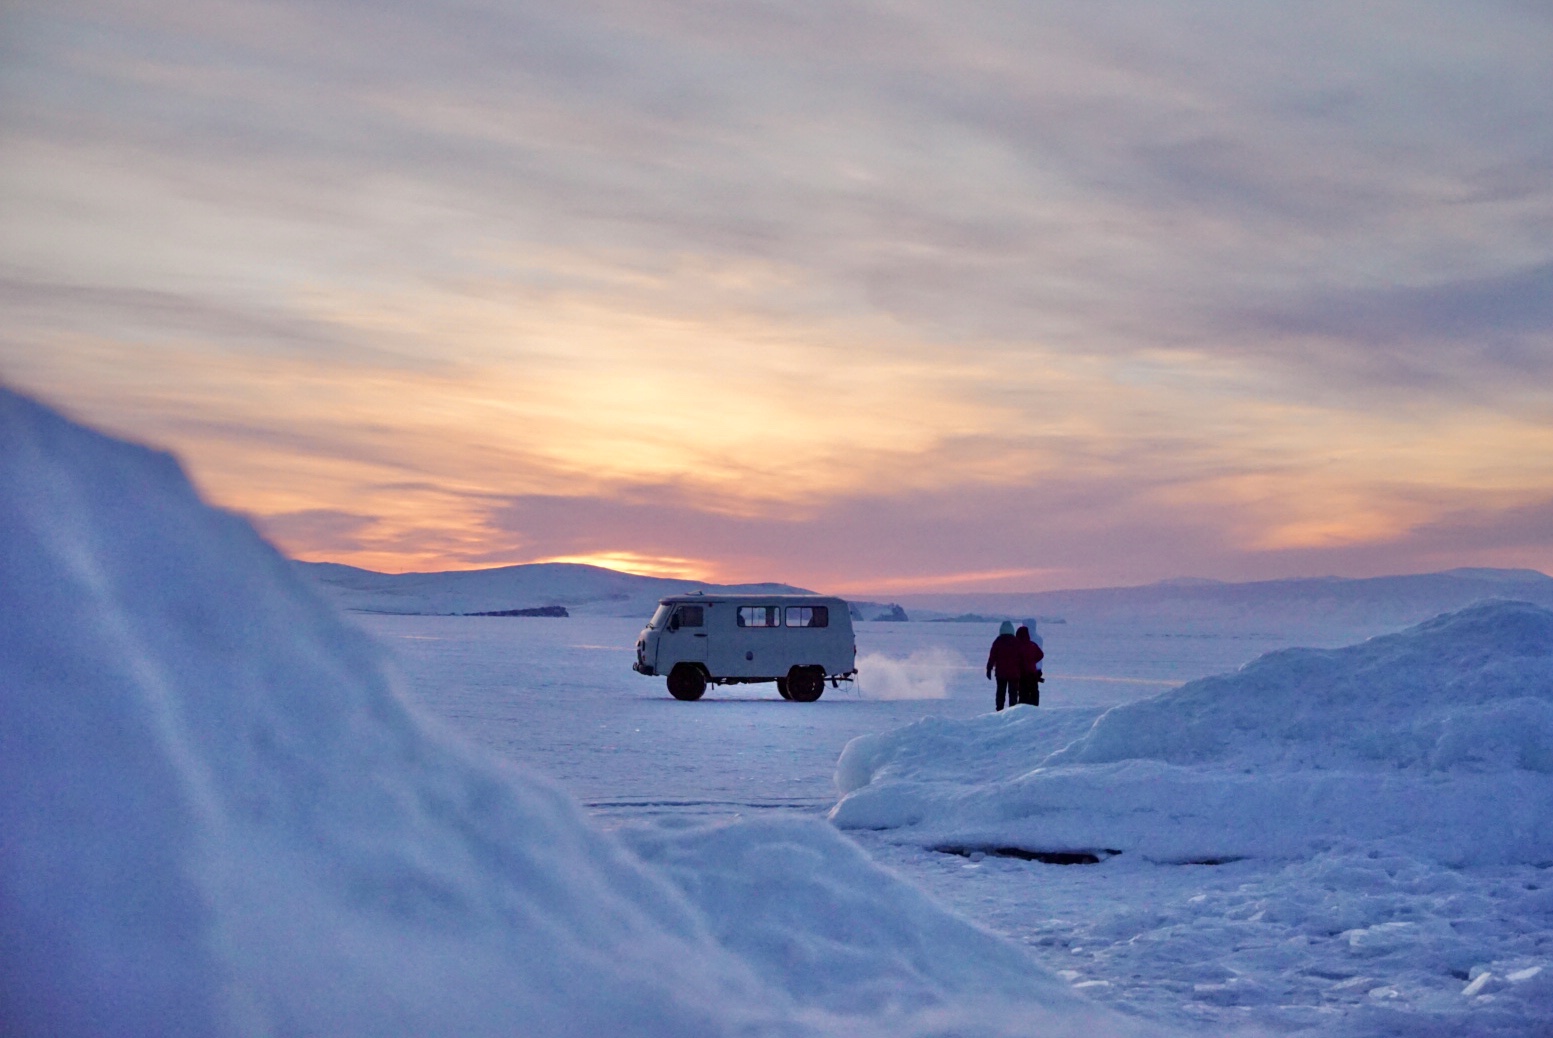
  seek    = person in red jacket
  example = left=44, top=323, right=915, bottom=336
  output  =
left=985, top=620, right=1021, bottom=711
left=1015, top=625, right=1045, bottom=706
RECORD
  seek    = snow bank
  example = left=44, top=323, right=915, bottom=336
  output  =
left=832, top=602, right=1553, bottom=865
left=0, top=387, right=1150, bottom=1037
left=622, top=817, right=1144, bottom=1036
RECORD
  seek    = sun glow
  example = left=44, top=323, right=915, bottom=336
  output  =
left=536, top=552, right=716, bottom=581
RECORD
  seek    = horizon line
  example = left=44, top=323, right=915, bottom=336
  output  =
left=289, top=556, right=1553, bottom=598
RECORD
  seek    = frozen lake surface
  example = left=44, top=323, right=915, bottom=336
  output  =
left=360, top=614, right=1255, bottom=826
left=359, top=612, right=1553, bottom=1036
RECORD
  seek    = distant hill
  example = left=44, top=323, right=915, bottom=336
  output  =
left=296, top=561, right=1553, bottom=642
left=294, top=560, right=813, bottom=618
left=894, top=568, right=1553, bottom=643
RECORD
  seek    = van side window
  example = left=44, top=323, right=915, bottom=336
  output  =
left=784, top=606, right=828, bottom=628
left=737, top=606, right=778, bottom=628
left=676, top=605, right=704, bottom=628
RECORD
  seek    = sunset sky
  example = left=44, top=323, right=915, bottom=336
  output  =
left=3, top=0, right=1551, bottom=593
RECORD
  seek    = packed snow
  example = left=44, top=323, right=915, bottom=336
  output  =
left=833, top=602, right=1553, bottom=865
left=349, top=611, right=1553, bottom=1036
left=833, top=603, right=1553, bottom=1033
left=1, top=388, right=1154, bottom=1036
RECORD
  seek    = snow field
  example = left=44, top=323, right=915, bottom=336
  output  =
left=858, top=831, right=1553, bottom=1035
left=1, top=385, right=1157, bottom=1036
left=621, top=816, right=1155, bottom=1036
left=832, top=602, right=1553, bottom=865
left=831, top=602, right=1553, bottom=1034
left=349, top=569, right=1553, bottom=1034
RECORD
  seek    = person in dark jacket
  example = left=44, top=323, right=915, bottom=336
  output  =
left=985, top=620, right=1020, bottom=711
left=1015, top=625, right=1045, bottom=706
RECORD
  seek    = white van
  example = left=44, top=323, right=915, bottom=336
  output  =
left=633, top=593, right=856, bottom=701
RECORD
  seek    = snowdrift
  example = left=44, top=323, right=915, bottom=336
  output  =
left=623, top=817, right=1089, bottom=1026
left=832, top=602, right=1553, bottom=866
left=0, top=386, right=1150, bottom=1037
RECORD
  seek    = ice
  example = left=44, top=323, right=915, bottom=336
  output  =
left=832, top=601, right=1553, bottom=865
left=0, top=386, right=1153, bottom=1036
left=620, top=816, right=1101, bottom=1029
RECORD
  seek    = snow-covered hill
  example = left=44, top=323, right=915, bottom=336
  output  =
left=296, top=559, right=812, bottom=617
left=897, top=569, right=1553, bottom=643
left=301, top=558, right=1553, bottom=647
left=1, top=387, right=1155, bottom=1036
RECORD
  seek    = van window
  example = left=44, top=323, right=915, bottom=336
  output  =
left=736, top=605, right=779, bottom=628
left=648, top=603, right=672, bottom=629
left=675, top=605, right=704, bottom=628
left=784, top=605, right=828, bottom=628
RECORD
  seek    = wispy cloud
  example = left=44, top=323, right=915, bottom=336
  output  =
left=3, top=0, right=1552, bottom=586
left=1243, top=260, right=1553, bottom=394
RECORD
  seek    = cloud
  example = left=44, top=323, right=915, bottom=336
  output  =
left=480, top=472, right=1299, bottom=592
left=251, top=508, right=380, bottom=554
left=4, top=0, right=1553, bottom=586
left=1407, top=496, right=1553, bottom=554
left=1242, top=260, right=1553, bottom=393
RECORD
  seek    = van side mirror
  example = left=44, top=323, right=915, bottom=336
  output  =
left=668, top=613, right=680, bottom=631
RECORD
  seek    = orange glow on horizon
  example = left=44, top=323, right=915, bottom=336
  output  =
left=11, top=264, right=1553, bottom=592
left=828, top=567, right=1068, bottom=596
left=534, top=552, right=717, bottom=581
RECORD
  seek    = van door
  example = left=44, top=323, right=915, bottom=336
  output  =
left=663, top=603, right=708, bottom=668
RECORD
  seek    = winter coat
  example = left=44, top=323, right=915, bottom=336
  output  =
left=1015, top=626, right=1045, bottom=676
left=986, top=633, right=1021, bottom=679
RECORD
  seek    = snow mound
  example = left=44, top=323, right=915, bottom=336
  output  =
left=832, top=603, right=1553, bottom=865
left=622, top=816, right=1129, bottom=1034
left=0, top=388, right=1150, bottom=1037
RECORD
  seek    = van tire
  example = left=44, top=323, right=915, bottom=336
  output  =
left=787, top=665, right=825, bottom=702
left=667, top=664, right=707, bottom=701
left=775, top=677, right=792, bottom=700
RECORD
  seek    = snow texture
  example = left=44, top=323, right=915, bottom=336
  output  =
left=368, top=608, right=1553, bottom=1037
left=621, top=816, right=1102, bottom=1031
left=0, top=386, right=1151, bottom=1037
left=832, top=602, right=1553, bottom=866
left=830, top=606, right=1553, bottom=1033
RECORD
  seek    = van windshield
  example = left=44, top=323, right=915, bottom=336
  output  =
left=646, top=603, right=672, bottom=630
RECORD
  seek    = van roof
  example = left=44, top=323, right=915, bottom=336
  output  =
left=656, top=593, right=848, bottom=606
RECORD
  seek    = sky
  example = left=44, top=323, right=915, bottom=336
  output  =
left=2, top=0, right=1552, bottom=594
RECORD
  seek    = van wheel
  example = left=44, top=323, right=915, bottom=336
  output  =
left=775, top=677, right=792, bottom=700
left=667, top=665, right=706, bottom=701
left=787, top=665, right=825, bottom=702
